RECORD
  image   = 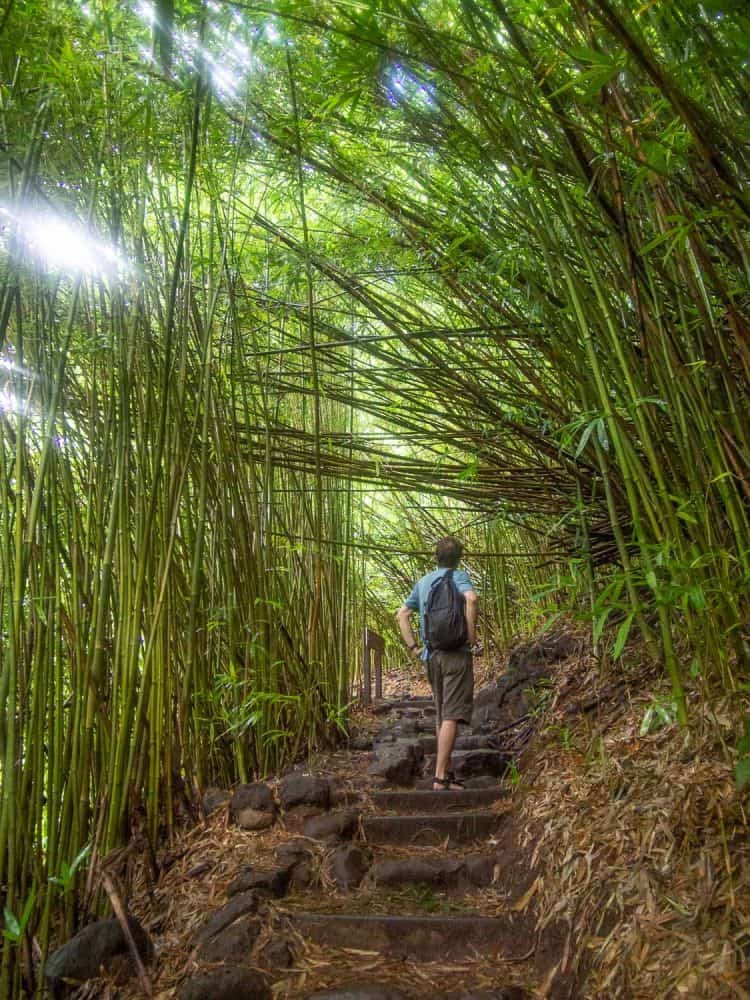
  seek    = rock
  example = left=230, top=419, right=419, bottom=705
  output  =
left=193, top=891, right=259, bottom=948
left=462, top=856, right=497, bottom=886
left=305, top=987, right=389, bottom=1000
left=443, top=991, right=527, bottom=1000
left=370, top=857, right=464, bottom=888
left=275, top=838, right=313, bottom=868
left=261, top=935, right=294, bottom=969
left=306, top=987, right=408, bottom=1000
left=177, top=967, right=270, bottom=1000
left=187, top=861, right=214, bottom=879
left=283, top=804, right=328, bottom=832
left=227, top=867, right=290, bottom=899
left=303, top=809, right=360, bottom=844
left=331, top=845, right=369, bottom=888
left=349, top=736, right=373, bottom=751
left=368, top=742, right=422, bottom=786
left=289, top=861, right=314, bottom=889
left=237, top=808, right=277, bottom=831
left=329, top=786, right=361, bottom=808
left=508, top=633, right=576, bottom=672
left=197, top=914, right=261, bottom=962
left=203, top=787, right=230, bottom=813
left=45, top=917, right=153, bottom=985
left=231, top=782, right=275, bottom=813
left=279, top=774, right=331, bottom=811
left=424, top=749, right=508, bottom=780
left=455, top=735, right=496, bottom=751
left=463, top=775, right=500, bottom=789
left=274, top=839, right=316, bottom=888
left=471, top=636, right=575, bottom=732
left=231, top=784, right=277, bottom=830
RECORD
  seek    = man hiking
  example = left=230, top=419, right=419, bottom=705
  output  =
left=396, top=536, right=478, bottom=791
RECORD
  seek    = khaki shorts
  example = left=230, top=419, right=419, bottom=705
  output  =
left=426, top=649, right=474, bottom=727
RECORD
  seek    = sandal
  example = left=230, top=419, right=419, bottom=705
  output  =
left=432, top=774, right=465, bottom=791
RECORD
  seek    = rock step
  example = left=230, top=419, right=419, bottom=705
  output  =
left=371, top=787, right=507, bottom=812
left=362, top=812, right=499, bottom=845
left=423, top=749, right=509, bottom=781
left=415, top=734, right=497, bottom=754
left=305, top=986, right=525, bottom=1000
left=373, top=700, right=436, bottom=713
left=369, top=854, right=496, bottom=889
left=288, top=912, right=532, bottom=960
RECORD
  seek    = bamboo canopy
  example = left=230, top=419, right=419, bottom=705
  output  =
left=0, top=0, right=748, bottom=993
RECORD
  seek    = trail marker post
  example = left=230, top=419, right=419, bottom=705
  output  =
left=362, top=628, right=385, bottom=705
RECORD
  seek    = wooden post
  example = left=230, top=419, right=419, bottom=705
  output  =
left=362, top=641, right=372, bottom=706
left=362, top=628, right=385, bottom=705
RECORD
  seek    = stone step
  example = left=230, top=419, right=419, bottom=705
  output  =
left=423, top=749, right=509, bottom=781
left=287, top=912, right=532, bottom=961
left=415, top=775, right=503, bottom=791
left=304, top=985, right=526, bottom=1000
left=369, top=853, right=496, bottom=889
left=373, top=700, right=436, bottom=713
left=362, top=812, right=499, bottom=845
left=415, top=734, right=498, bottom=755
left=370, top=787, right=507, bottom=812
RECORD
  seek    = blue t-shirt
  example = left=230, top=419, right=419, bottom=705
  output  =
left=404, top=567, right=474, bottom=661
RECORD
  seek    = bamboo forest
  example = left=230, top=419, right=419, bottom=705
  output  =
left=0, top=0, right=748, bottom=997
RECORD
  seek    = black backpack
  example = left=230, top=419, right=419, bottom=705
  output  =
left=423, top=570, right=467, bottom=651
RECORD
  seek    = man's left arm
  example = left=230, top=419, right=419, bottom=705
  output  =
left=455, top=570, right=478, bottom=645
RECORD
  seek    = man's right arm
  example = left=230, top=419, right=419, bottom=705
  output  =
left=463, top=590, right=478, bottom=645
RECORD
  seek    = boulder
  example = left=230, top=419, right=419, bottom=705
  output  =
left=306, top=987, right=408, bottom=1000
left=368, top=741, right=422, bottom=786
left=454, top=735, right=496, bottom=751
left=462, top=856, right=497, bottom=886
left=349, top=736, right=374, bottom=751
left=303, top=809, right=360, bottom=844
left=275, top=838, right=315, bottom=888
left=370, top=857, right=464, bottom=888
left=289, top=861, right=314, bottom=889
left=45, top=917, right=153, bottom=985
left=424, top=749, right=508, bottom=781
left=227, top=868, right=290, bottom=899
left=193, top=891, right=259, bottom=949
left=203, top=788, right=230, bottom=813
left=236, top=808, right=277, bottom=831
left=197, top=914, right=261, bottom=962
left=279, top=774, right=331, bottom=811
left=463, top=775, right=500, bottom=789
left=443, top=991, right=527, bottom=1000
left=275, top=838, right=313, bottom=868
left=331, top=845, right=370, bottom=889
left=177, top=967, right=270, bottom=1000
left=260, top=935, right=294, bottom=969
left=471, top=633, right=575, bottom=732
left=231, top=784, right=277, bottom=831
left=508, top=633, right=576, bottom=672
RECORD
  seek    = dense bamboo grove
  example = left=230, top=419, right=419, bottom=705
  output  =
left=0, top=0, right=748, bottom=993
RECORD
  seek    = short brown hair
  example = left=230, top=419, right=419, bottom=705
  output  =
left=435, top=536, right=463, bottom=568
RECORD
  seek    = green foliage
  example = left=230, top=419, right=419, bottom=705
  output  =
left=640, top=698, right=679, bottom=736
left=1, top=0, right=749, bottom=989
left=736, top=717, right=750, bottom=792
left=49, top=844, right=92, bottom=894
left=2, top=893, right=35, bottom=945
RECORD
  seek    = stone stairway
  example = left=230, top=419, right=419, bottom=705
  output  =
left=177, top=695, right=538, bottom=1000
left=279, top=696, right=530, bottom=998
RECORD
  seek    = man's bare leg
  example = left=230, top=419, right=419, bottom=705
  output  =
left=434, top=719, right=462, bottom=789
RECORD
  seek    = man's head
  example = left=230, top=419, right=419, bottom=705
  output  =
left=435, top=536, right=463, bottom=569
